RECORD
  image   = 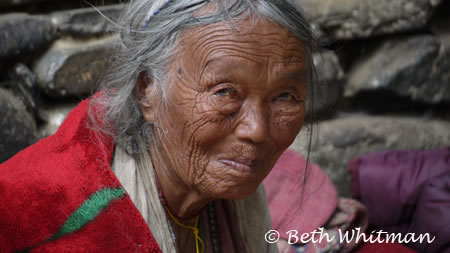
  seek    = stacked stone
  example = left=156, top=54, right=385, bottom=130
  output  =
left=0, top=1, right=121, bottom=162
left=0, top=0, right=449, bottom=198
left=292, top=0, right=450, bottom=196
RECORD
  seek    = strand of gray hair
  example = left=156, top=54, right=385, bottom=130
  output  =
left=89, top=0, right=319, bottom=155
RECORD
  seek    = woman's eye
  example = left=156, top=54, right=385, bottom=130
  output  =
left=211, top=86, right=241, bottom=115
left=274, top=92, right=296, bottom=102
left=214, top=87, right=238, bottom=98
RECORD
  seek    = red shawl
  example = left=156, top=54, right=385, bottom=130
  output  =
left=0, top=98, right=161, bottom=252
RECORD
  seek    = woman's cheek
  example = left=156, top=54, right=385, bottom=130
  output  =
left=272, top=113, right=305, bottom=146
left=195, top=94, right=239, bottom=117
left=210, top=95, right=241, bottom=116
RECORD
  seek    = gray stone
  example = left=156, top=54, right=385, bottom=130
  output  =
left=0, top=0, right=52, bottom=8
left=0, top=14, right=57, bottom=60
left=299, top=0, right=441, bottom=41
left=51, top=5, right=122, bottom=37
left=0, top=88, right=40, bottom=163
left=344, top=35, right=441, bottom=103
left=290, top=115, right=450, bottom=197
left=8, top=63, right=45, bottom=122
left=39, top=101, right=78, bottom=137
left=311, top=50, right=344, bottom=117
left=32, top=35, right=118, bottom=97
left=421, top=18, right=450, bottom=103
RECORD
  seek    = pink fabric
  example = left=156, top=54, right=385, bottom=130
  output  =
left=328, top=198, right=368, bottom=252
left=276, top=198, right=369, bottom=253
left=264, top=149, right=338, bottom=238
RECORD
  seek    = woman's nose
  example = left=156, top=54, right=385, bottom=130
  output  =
left=234, top=103, right=269, bottom=144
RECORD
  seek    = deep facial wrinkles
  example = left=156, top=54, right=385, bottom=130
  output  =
left=147, top=17, right=308, bottom=220
left=186, top=23, right=304, bottom=82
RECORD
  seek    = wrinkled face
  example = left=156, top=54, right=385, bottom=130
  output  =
left=145, top=17, right=307, bottom=200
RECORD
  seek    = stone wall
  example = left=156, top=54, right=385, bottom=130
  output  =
left=1, top=0, right=449, bottom=197
left=0, top=1, right=121, bottom=162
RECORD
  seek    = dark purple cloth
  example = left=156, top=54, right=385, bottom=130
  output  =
left=409, top=171, right=450, bottom=253
left=349, top=147, right=450, bottom=253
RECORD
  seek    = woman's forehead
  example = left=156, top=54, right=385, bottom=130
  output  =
left=177, top=17, right=306, bottom=71
left=181, top=17, right=302, bottom=48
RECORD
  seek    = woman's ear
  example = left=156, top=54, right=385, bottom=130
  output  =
left=135, top=72, right=157, bottom=123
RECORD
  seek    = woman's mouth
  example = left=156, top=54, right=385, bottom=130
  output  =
left=218, top=158, right=262, bottom=173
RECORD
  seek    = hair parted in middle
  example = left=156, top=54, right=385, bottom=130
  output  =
left=90, top=0, right=319, bottom=154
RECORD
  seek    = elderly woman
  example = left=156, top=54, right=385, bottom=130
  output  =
left=0, top=0, right=317, bottom=252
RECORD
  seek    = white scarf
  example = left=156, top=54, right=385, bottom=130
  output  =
left=111, top=145, right=278, bottom=253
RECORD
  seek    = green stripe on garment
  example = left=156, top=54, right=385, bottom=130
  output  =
left=50, top=187, right=125, bottom=241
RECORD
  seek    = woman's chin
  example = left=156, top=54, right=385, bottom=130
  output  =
left=211, top=183, right=260, bottom=200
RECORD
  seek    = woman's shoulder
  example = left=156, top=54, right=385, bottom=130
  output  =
left=0, top=98, right=156, bottom=252
left=0, top=98, right=118, bottom=202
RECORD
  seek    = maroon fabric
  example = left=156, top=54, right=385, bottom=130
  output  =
left=348, top=158, right=362, bottom=199
left=352, top=148, right=450, bottom=230
left=349, top=148, right=450, bottom=253
left=409, top=171, right=450, bottom=253
left=0, top=98, right=161, bottom=252
left=214, top=200, right=246, bottom=253
left=264, top=149, right=338, bottom=238
left=354, top=241, right=417, bottom=253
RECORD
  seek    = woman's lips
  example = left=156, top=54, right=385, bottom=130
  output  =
left=219, top=158, right=262, bottom=173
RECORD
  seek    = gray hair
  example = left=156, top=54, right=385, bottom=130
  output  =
left=90, top=0, right=319, bottom=153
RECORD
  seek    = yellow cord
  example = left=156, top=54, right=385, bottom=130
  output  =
left=166, top=208, right=205, bottom=253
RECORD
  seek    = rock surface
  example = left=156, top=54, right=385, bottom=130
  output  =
left=423, top=17, right=450, bottom=103
left=51, top=5, right=122, bottom=37
left=0, top=88, right=40, bottom=163
left=344, top=35, right=442, bottom=103
left=0, top=14, right=57, bottom=60
left=290, top=115, right=450, bottom=197
left=299, top=0, right=441, bottom=40
left=39, top=101, right=78, bottom=137
left=312, top=50, right=344, bottom=118
left=8, top=63, right=45, bottom=122
left=0, top=0, right=52, bottom=8
left=32, top=35, right=117, bottom=97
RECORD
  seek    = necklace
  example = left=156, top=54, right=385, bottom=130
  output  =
left=152, top=160, right=221, bottom=252
left=166, top=207, right=205, bottom=253
left=154, top=169, right=203, bottom=220
left=207, top=202, right=222, bottom=253
left=153, top=170, right=205, bottom=252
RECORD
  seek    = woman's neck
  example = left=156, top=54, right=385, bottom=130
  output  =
left=149, top=144, right=212, bottom=219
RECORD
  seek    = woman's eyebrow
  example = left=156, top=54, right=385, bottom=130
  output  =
left=204, top=55, right=262, bottom=70
left=280, top=71, right=305, bottom=81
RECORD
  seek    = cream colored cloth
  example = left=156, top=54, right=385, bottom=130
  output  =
left=111, top=145, right=278, bottom=253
